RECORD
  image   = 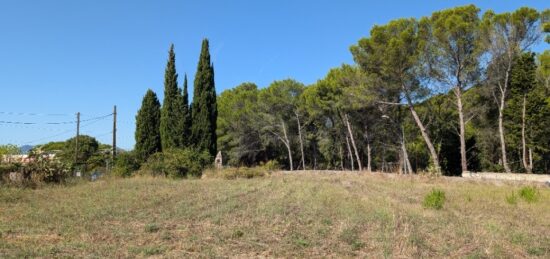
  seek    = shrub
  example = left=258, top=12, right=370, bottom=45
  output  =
left=260, top=160, right=280, bottom=171
left=203, top=167, right=268, bottom=179
left=519, top=186, right=539, bottom=203
left=3, top=155, right=71, bottom=187
left=423, top=189, right=446, bottom=210
left=139, top=148, right=211, bottom=178
left=112, top=152, right=140, bottom=177
left=0, top=163, right=20, bottom=183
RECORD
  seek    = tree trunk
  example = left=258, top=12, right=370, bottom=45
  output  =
left=339, top=143, right=344, bottom=171
left=281, top=120, right=293, bottom=171
left=521, top=95, right=531, bottom=173
left=313, top=139, right=317, bottom=170
left=402, top=126, right=412, bottom=174
left=497, top=63, right=512, bottom=173
left=398, top=148, right=404, bottom=174
left=364, top=126, right=372, bottom=173
left=529, top=148, right=533, bottom=173
left=455, top=87, right=469, bottom=173
left=344, top=113, right=362, bottom=171
left=295, top=111, right=306, bottom=170
left=382, top=146, right=387, bottom=173
left=345, top=135, right=354, bottom=171
left=498, top=89, right=511, bottom=173
left=407, top=103, right=441, bottom=174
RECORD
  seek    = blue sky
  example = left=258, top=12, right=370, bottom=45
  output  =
left=0, top=0, right=548, bottom=150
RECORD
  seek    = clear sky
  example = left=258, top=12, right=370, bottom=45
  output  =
left=0, top=0, right=548, bottom=150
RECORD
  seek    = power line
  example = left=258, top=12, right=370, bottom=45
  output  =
left=0, top=113, right=113, bottom=125
left=21, top=114, right=113, bottom=144
left=0, top=111, right=72, bottom=116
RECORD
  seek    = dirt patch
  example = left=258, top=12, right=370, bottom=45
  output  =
left=462, top=172, right=550, bottom=184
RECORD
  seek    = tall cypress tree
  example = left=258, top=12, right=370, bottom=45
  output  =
left=135, top=89, right=162, bottom=162
left=181, top=74, right=192, bottom=147
left=160, top=44, right=184, bottom=150
left=191, top=39, right=217, bottom=156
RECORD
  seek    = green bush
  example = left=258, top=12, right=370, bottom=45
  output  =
left=203, top=167, right=268, bottom=179
left=4, top=156, right=71, bottom=187
left=139, top=148, right=211, bottom=178
left=112, top=152, right=140, bottom=177
left=260, top=160, right=280, bottom=171
left=519, top=186, right=539, bottom=203
left=423, top=189, right=446, bottom=210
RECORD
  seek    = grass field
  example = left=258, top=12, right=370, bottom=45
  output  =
left=1, top=172, right=549, bottom=258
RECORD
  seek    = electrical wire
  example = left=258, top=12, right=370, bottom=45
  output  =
left=21, top=114, right=113, bottom=144
left=0, top=111, right=72, bottom=116
left=0, top=113, right=113, bottom=125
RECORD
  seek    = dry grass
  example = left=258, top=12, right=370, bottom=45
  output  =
left=0, top=172, right=549, bottom=258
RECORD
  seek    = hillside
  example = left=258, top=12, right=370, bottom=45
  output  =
left=1, top=173, right=548, bottom=257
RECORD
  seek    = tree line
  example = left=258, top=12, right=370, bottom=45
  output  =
left=134, top=39, right=217, bottom=165
left=217, top=5, right=550, bottom=175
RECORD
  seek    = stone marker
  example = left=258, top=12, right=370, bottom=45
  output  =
left=215, top=151, right=223, bottom=169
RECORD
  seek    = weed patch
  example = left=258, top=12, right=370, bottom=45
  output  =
left=506, top=192, right=518, bottom=205
left=519, top=186, right=539, bottom=203
left=423, top=188, right=446, bottom=210
left=144, top=223, right=160, bottom=233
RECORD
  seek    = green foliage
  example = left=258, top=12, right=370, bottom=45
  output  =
left=423, top=189, right=446, bottom=210
left=160, top=44, right=186, bottom=150
left=203, top=167, right=267, bottom=180
left=61, top=135, right=100, bottom=170
left=135, top=89, right=162, bottom=162
left=260, top=160, right=280, bottom=171
left=181, top=74, right=192, bottom=146
left=505, top=192, right=518, bottom=205
left=217, top=83, right=262, bottom=166
left=140, top=148, right=211, bottom=178
left=112, top=152, right=140, bottom=177
left=36, top=141, right=65, bottom=152
left=5, top=154, right=72, bottom=187
left=518, top=186, right=539, bottom=203
left=192, top=39, right=218, bottom=156
left=209, top=5, right=550, bottom=174
left=542, top=9, right=550, bottom=44
left=425, top=4, right=482, bottom=89
left=0, top=144, right=20, bottom=156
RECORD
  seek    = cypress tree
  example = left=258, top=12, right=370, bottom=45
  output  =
left=191, top=39, right=217, bottom=156
left=160, top=44, right=184, bottom=150
left=135, top=89, right=162, bottom=162
left=181, top=74, right=192, bottom=147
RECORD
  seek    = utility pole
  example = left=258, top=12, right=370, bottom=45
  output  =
left=75, top=112, right=80, bottom=165
left=112, top=105, right=117, bottom=160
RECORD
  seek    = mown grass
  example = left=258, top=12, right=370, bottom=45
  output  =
left=0, top=172, right=549, bottom=257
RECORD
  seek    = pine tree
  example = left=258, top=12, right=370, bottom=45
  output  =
left=160, top=44, right=184, bottom=150
left=191, top=39, right=217, bottom=156
left=181, top=74, right=192, bottom=147
left=135, top=89, right=162, bottom=162
left=506, top=52, right=538, bottom=172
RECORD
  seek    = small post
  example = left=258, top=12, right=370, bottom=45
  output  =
left=75, top=112, right=80, bottom=165
left=112, top=105, right=117, bottom=160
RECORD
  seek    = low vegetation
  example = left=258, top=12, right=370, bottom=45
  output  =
left=422, top=188, right=446, bottom=210
left=202, top=167, right=268, bottom=179
left=1, top=172, right=548, bottom=257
